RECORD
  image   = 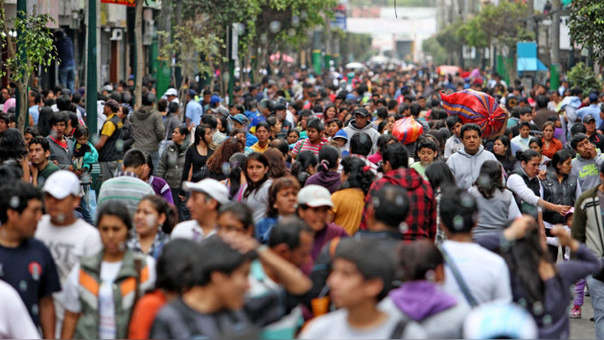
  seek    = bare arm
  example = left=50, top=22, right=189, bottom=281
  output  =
left=95, top=134, right=109, bottom=150
left=61, top=311, right=80, bottom=340
left=39, top=296, right=55, bottom=339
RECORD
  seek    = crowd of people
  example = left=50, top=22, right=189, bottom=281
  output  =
left=0, top=64, right=604, bottom=339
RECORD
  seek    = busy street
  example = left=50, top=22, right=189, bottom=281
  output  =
left=0, top=0, right=603, bottom=339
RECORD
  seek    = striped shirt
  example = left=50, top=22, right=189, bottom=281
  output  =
left=97, top=172, right=155, bottom=218
left=291, top=138, right=327, bottom=158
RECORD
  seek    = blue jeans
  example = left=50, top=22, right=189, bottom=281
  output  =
left=587, top=275, right=604, bottom=339
left=59, top=66, right=75, bottom=92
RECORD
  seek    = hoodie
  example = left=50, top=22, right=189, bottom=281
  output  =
left=342, top=119, right=380, bottom=153
left=360, top=168, right=436, bottom=240
left=305, top=170, right=341, bottom=193
left=571, top=152, right=604, bottom=193
left=446, top=145, right=498, bottom=189
left=380, top=281, right=469, bottom=339
left=129, top=105, right=165, bottom=154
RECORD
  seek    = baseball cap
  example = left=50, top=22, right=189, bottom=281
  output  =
left=333, top=129, right=348, bottom=141
left=182, top=178, right=229, bottom=205
left=232, top=114, right=249, bottom=125
left=297, top=185, right=333, bottom=208
left=165, top=88, right=178, bottom=97
left=583, top=114, right=596, bottom=123
left=43, top=170, right=82, bottom=199
left=188, top=89, right=197, bottom=97
left=353, top=108, right=371, bottom=117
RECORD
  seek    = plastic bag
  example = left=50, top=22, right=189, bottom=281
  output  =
left=441, top=89, right=506, bottom=139
left=392, top=117, right=424, bottom=144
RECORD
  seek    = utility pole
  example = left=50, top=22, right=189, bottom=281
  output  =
left=134, top=0, right=143, bottom=109
left=550, top=0, right=560, bottom=90
left=86, top=0, right=97, bottom=135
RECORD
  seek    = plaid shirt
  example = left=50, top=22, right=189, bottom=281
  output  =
left=127, top=230, right=170, bottom=259
left=360, top=168, right=436, bottom=241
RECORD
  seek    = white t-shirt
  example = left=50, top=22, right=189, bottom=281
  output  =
left=171, top=220, right=216, bottom=242
left=441, top=240, right=512, bottom=305
left=299, top=308, right=426, bottom=339
left=63, top=256, right=156, bottom=339
left=0, top=280, right=40, bottom=339
left=35, top=215, right=102, bottom=335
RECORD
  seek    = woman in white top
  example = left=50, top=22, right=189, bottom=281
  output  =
left=506, top=149, right=571, bottom=219
left=241, top=152, right=273, bottom=224
left=470, top=160, right=521, bottom=239
left=61, top=202, right=156, bottom=340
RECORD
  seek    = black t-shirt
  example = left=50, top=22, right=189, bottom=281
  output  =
left=0, top=238, right=61, bottom=326
left=151, top=291, right=287, bottom=340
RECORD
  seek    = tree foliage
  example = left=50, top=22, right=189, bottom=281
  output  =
left=0, top=2, right=57, bottom=131
left=567, top=62, right=602, bottom=95
left=568, top=0, right=604, bottom=65
left=422, top=36, right=447, bottom=65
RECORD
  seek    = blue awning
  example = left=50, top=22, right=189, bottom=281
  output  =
left=517, top=42, right=548, bottom=72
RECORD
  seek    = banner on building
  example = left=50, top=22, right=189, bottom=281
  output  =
left=101, top=0, right=136, bottom=7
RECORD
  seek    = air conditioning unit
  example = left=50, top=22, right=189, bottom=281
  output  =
left=110, top=29, right=123, bottom=41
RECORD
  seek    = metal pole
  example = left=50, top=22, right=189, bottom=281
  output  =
left=86, top=0, right=97, bottom=136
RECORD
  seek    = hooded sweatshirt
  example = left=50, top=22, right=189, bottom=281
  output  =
left=571, top=152, right=604, bottom=193
left=446, top=145, right=498, bottom=189
left=360, top=168, right=436, bottom=240
left=380, top=281, right=469, bottom=339
left=305, top=170, right=341, bottom=193
left=129, top=105, right=165, bottom=154
left=342, top=119, right=380, bottom=153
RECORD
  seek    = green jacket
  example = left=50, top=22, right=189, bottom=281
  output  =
left=75, top=250, right=153, bottom=339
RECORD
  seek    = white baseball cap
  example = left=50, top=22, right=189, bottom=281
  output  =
left=165, top=88, right=178, bottom=97
left=297, top=185, right=333, bottom=208
left=43, top=170, right=82, bottom=199
left=182, top=179, right=229, bottom=205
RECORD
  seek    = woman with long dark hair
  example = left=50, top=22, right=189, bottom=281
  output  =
left=130, top=195, right=177, bottom=258
left=541, top=149, right=580, bottom=260
left=469, top=160, right=521, bottom=239
left=507, top=149, right=570, bottom=218
left=182, top=124, right=212, bottom=183
left=425, top=161, right=456, bottom=243
left=305, top=145, right=341, bottom=193
left=477, top=217, right=600, bottom=339
left=223, top=152, right=247, bottom=201
left=264, top=147, right=289, bottom=179
left=492, top=135, right=516, bottom=176
left=331, top=156, right=376, bottom=235
left=61, top=202, right=156, bottom=339
left=241, top=152, right=273, bottom=224
left=290, top=150, right=317, bottom=186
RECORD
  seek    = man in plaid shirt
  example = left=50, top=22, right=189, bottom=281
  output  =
left=360, top=143, right=436, bottom=240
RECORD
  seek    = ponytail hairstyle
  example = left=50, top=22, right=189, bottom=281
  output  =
left=340, top=156, right=376, bottom=194
left=139, top=195, right=178, bottom=234
left=243, top=152, right=270, bottom=198
left=226, top=152, right=247, bottom=199
left=317, top=145, right=339, bottom=173
left=475, top=160, right=505, bottom=199
left=290, top=150, right=317, bottom=186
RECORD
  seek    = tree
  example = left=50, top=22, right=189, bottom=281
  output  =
left=568, top=0, right=604, bottom=65
left=422, top=36, right=447, bottom=65
left=0, top=1, right=57, bottom=132
left=567, top=62, right=602, bottom=95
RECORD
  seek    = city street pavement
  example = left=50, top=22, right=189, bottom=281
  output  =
left=570, top=295, right=595, bottom=339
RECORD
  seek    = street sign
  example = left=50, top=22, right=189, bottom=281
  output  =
left=101, top=0, right=136, bottom=7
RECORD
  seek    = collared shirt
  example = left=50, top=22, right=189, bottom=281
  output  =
left=185, top=100, right=203, bottom=126
left=127, top=230, right=170, bottom=259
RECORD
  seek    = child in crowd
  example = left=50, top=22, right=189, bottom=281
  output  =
left=410, top=138, right=438, bottom=179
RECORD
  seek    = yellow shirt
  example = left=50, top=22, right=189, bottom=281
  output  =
left=100, top=113, right=123, bottom=137
left=331, top=188, right=366, bottom=235
left=250, top=142, right=269, bottom=153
